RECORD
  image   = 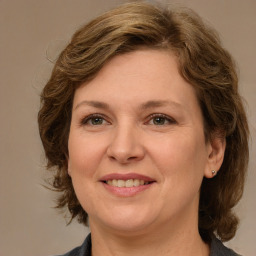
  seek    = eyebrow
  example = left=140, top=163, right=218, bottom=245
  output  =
left=74, top=99, right=183, bottom=111
left=74, top=100, right=110, bottom=110
left=140, top=100, right=182, bottom=110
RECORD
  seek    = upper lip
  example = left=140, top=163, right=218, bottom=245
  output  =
left=100, top=173, right=155, bottom=182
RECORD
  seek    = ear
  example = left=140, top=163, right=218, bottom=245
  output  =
left=67, top=160, right=72, bottom=176
left=65, top=153, right=71, bottom=176
left=204, top=133, right=226, bottom=178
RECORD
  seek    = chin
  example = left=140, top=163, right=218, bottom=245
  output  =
left=90, top=207, right=158, bottom=235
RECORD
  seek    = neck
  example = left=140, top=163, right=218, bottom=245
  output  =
left=90, top=213, right=210, bottom=256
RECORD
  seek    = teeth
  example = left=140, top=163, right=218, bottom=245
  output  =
left=106, top=179, right=151, bottom=188
left=117, top=180, right=125, bottom=187
left=134, top=179, right=140, bottom=186
left=125, top=179, right=133, bottom=188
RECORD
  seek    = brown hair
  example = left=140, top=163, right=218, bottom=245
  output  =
left=38, top=2, right=249, bottom=242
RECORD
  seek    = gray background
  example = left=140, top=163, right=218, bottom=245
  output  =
left=0, top=0, right=255, bottom=255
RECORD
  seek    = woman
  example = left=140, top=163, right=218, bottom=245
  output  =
left=38, top=2, right=249, bottom=256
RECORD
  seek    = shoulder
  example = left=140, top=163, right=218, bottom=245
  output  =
left=210, top=237, right=242, bottom=256
left=54, top=234, right=242, bottom=256
left=55, top=234, right=91, bottom=256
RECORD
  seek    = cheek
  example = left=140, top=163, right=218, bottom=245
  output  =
left=67, top=134, right=105, bottom=213
left=68, top=133, right=106, bottom=177
left=147, top=131, right=208, bottom=179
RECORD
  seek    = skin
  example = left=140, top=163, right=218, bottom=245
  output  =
left=68, top=49, right=226, bottom=256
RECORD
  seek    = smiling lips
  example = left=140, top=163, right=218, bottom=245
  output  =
left=106, top=179, right=150, bottom=188
left=100, top=173, right=156, bottom=197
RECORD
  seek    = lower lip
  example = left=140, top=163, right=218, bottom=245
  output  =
left=102, top=182, right=154, bottom=197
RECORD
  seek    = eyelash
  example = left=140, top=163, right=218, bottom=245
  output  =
left=146, top=113, right=176, bottom=126
left=80, top=114, right=109, bottom=126
left=80, top=113, right=176, bottom=126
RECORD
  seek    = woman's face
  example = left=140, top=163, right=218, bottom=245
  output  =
left=68, top=49, right=214, bottom=234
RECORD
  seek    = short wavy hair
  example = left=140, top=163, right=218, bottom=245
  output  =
left=38, top=2, right=249, bottom=242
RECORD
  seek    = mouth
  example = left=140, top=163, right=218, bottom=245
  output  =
left=100, top=173, right=156, bottom=197
left=103, top=179, right=154, bottom=188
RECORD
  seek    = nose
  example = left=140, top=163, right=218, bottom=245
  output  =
left=107, top=124, right=145, bottom=164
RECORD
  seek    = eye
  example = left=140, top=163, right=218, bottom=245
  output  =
left=147, top=114, right=176, bottom=126
left=81, top=114, right=108, bottom=126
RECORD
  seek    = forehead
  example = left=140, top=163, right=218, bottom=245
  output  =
left=73, top=49, right=198, bottom=112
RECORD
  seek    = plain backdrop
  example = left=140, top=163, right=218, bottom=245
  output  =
left=0, top=0, right=255, bottom=255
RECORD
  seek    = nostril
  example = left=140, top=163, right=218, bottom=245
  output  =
left=107, top=153, right=140, bottom=164
left=127, top=156, right=138, bottom=160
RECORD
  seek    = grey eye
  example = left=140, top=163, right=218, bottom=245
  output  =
left=90, top=117, right=104, bottom=125
left=152, top=116, right=168, bottom=125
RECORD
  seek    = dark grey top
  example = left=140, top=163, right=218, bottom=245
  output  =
left=210, top=237, right=241, bottom=256
left=58, top=233, right=241, bottom=256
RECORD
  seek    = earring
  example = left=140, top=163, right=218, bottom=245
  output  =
left=211, top=170, right=216, bottom=176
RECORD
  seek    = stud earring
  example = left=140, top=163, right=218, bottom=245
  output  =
left=211, top=170, right=216, bottom=176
